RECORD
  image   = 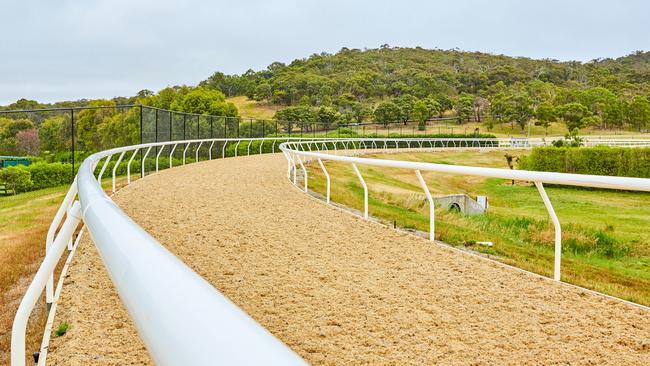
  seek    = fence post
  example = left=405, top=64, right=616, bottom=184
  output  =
left=351, top=163, right=368, bottom=219
left=415, top=170, right=434, bottom=241
left=535, top=182, right=562, bottom=281
left=318, top=159, right=330, bottom=203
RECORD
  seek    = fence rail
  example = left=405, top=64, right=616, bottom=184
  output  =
left=279, top=138, right=650, bottom=284
left=11, top=134, right=650, bottom=365
left=11, top=136, right=328, bottom=366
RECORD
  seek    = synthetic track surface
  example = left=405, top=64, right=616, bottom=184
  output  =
left=48, top=154, right=650, bottom=365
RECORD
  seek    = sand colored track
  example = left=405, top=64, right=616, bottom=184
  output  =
left=47, top=153, right=649, bottom=365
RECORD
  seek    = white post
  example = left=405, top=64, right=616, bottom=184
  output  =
left=183, top=143, right=191, bottom=165
left=352, top=163, right=368, bottom=219
left=195, top=141, right=204, bottom=162
left=535, top=181, right=562, bottom=281
left=126, top=148, right=140, bottom=184
left=234, top=140, right=241, bottom=157
left=296, top=154, right=308, bottom=192
left=259, top=140, right=264, bottom=154
left=112, top=151, right=126, bottom=193
left=415, top=170, right=434, bottom=241
left=156, top=145, right=166, bottom=172
left=222, top=140, right=228, bottom=159
left=141, top=146, right=152, bottom=176
left=97, top=155, right=112, bottom=185
left=169, top=144, right=178, bottom=169
left=208, top=140, right=216, bottom=160
left=317, top=159, right=330, bottom=204
left=247, top=140, right=252, bottom=156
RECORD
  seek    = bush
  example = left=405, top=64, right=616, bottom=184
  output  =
left=0, top=166, right=33, bottom=193
left=26, top=162, right=73, bottom=190
left=518, top=146, right=650, bottom=178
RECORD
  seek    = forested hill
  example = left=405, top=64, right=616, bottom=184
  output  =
left=199, top=46, right=650, bottom=130
left=201, top=46, right=650, bottom=101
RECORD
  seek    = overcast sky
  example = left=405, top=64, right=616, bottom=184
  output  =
left=1, top=0, right=649, bottom=105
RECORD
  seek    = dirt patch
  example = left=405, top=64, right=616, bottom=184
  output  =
left=48, top=154, right=650, bottom=365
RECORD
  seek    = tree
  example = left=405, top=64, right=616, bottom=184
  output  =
left=395, top=94, right=417, bottom=124
left=317, top=106, right=340, bottom=129
left=455, top=93, right=474, bottom=123
left=373, top=101, right=401, bottom=126
left=473, top=97, right=490, bottom=122
left=15, top=129, right=40, bottom=156
left=350, top=103, right=372, bottom=123
left=489, top=92, right=511, bottom=122
left=535, top=101, right=556, bottom=134
left=557, top=102, right=591, bottom=130
left=507, top=93, right=533, bottom=131
left=435, top=94, right=454, bottom=115
left=413, top=100, right=429, bottom=130
left=253, top=83, right=272, bottom=101
left=75, top=100, right=116, bottom=152
left=273, top=106, right=314, bottom=133
left=39, top=117, right=67, bottom=153
left=170, top=88, right=236, bottom=116
left=626, top=96, right=650, bottom=131
left=0, top=118, right=36, bottom=155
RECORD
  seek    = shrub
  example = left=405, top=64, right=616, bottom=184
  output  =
left=26, top=162, right=73, bottom=190
left=518, top=146, right=650, bottom=178
left=0, top=166, right=33, bottom=193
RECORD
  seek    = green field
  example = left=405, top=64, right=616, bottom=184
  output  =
left=305, top=149, right=650, bottom=305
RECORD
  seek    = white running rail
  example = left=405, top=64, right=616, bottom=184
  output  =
left=12, top=137, right=324, bottom=366
left=12, top=135, right=650, bottom=365
left=280, top=138, right=650, bottom=284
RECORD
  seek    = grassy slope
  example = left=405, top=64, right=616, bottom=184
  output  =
left=0, top=176, right=130, bottom=363
left=306, top=149, right=650, bottom=305
left=0, top=186, right=68, bottom=364
left=227, top=96, right=280, bottom=120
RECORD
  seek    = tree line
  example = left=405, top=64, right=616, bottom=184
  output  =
left=200, top=46, right=650, bottom=132
left=0, top=87, right=239, bottom=157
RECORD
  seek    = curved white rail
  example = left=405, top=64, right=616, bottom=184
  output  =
left=13, top=137, right=330, bottom=366
left=12, top=135, right=650, bottom=365
left=280, top=138, right=650, bottom=285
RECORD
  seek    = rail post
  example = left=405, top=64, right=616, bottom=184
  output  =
left=112, top=151, right=126, bottom=193
left=352, top=163, right=368, bottom=219
left=318, top=159, right=330, bottom=203
left=296, top=154, right=308, bottom=192
left=127, top=148, right=140, bottom=184
left=156, top=145, right=165, bottom=172
left=535, top=182, right=562, bottom=281
left=169, top=144, right=178, bottom=168
left=415, top=170, right=434, bottom=241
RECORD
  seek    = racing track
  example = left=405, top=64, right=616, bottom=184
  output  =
left=47, top=153, right=650, bottom=365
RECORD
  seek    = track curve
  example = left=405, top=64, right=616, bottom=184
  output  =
left=47, top=153, right=649, bottom=365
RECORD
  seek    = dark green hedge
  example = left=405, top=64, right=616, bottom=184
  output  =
left=518, top=146, right=650, bottom=178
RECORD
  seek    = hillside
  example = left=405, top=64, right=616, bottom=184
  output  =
left=201, top=46, right=650, bottom=132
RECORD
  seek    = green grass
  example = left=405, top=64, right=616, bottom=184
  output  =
left=54, top=321, right=69, bottom=337
left=305, top=149, right=650, bottom=305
